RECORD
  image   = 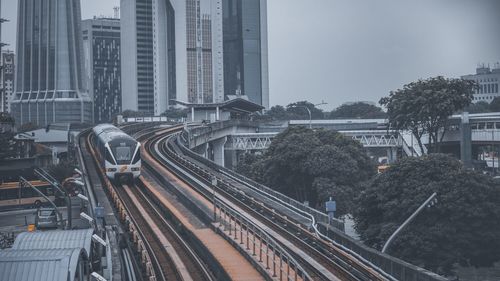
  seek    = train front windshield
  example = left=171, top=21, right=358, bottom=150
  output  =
left=110, top=139, right=137, bottom=164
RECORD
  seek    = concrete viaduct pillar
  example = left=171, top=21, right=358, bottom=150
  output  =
left=211, top=137, right=227, bottom=167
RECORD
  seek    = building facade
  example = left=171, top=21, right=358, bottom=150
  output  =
left=121, top=0, right=268, bottom=114
left=462, top=64, right=500, bottom=104
left=11, top=0, right=92, bottom=127
left=82, top=18, right=121, bottom=124
left=222, top=0, right=269, bottom=108
left=1, top=51, right=14, bottom=113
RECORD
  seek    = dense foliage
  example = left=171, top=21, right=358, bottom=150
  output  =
left=0, top=112, right=15, bottom=159
left=47, top=161, right=77, bottom=182
left=254, top=101, right=327, bottom=121
left=255, top=101, right=386, bottom=122
left=162, top=107, right=189, bottom=119
left=236, top=126, right=376, bottom=215
left=380, top=76, right=475, bottom=153
left=465, top=101, right=491, bottom=114
left=330, top=102, right=387, bottom=119
left=354, top=154, right=500, bottom=274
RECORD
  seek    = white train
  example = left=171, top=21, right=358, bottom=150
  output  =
left=92, top=124, right=141, bottom=180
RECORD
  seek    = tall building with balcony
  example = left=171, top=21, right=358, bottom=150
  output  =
left=82, top=18, right=121, bottom=124
left=1, top=51, right=15, bottom=113
left=462, top=64, right=500, bottom=104
left=11, top=0, right=92, bottom=127
left=222, top=0, right=269, bottom=108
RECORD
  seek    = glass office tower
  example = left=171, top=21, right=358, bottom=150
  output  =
left=222, top=0, right=269, bottom=108
left=11, top=0, right=92, bottom=127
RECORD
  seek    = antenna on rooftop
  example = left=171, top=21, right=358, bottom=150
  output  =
left=113, top=6, right=120, bottom=19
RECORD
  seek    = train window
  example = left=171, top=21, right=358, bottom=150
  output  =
left=487, top=122, right=494, bottom=129
left=496, top=123, right=500, bottom=129
left=105, top=149, right=116, bottom=165
left=115, top=147, right=132, bottom=161
left=478, top=123, right=485, bottom=130
left=132, top=149, right=141, bottom=164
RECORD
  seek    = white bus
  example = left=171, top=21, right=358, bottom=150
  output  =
left=0, top=181, right=58, bottom=209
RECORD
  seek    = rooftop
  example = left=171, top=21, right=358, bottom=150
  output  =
left=174, top=98, right=264, bottom=113
left=0, top=248, right=87, bottom=281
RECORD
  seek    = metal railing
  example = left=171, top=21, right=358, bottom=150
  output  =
left=214, top=197, right=311, bottom=281
left=176, top=135, right=345, bottom=231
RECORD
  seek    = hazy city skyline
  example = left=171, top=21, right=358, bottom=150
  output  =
left=2, top=0, right=500, bottom=110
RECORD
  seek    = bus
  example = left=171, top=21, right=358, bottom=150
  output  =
left=0, top=180, right=59, bottom=209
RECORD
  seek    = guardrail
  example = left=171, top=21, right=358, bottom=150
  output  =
left=178, top=127, right=450, bottom=281
left=176, top=134, right=345, bottom=231
left=214, top=197, right=311, bottom=281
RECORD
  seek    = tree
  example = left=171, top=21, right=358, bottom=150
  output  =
left=0, top=112, right=14, bottom=123
left=354, top=154, right=500, bottom=275
left=47, top=161, right=76, bottom=182
left=286, top=101, right=326, bottom=120
left=162, top=107, right=189, bottom=119
left=237, top=127, right=376, bottom=215
left=120, top=110, right=147, bottom=118
left=380, top=77, right=475, bottom=153
left=464, top=101, right=490, bottom=114
left=330, top=102, right=387, bottom=119
left=0, top=112, right=16, bottom=159
left=18, top=122, right=39, bottom=133
left=489, top=97, right=500, bottom=112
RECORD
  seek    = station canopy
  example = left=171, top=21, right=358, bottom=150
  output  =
left=174, top=97, right=264, bottom=114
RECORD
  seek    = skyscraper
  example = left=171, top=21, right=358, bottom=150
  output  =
left=1, top=51, right=14, bottom=113
left=82, top=18, right=122, bottom=124
left=121, top=0, right=176, bottom=116
left=121, top=0, right=268, bottom=113
left=11, top=0, right=92, bottom=127
left=222, top=0, right=269, bottom=108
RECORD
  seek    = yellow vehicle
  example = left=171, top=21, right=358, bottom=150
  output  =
left=0, top=181, right=56, bottom=209
left=377, top=165, right=390, bottom=173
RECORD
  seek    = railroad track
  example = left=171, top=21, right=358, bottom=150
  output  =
left=85, top=126, right=214, bottom=281
left=142, top=128, right=390, bottom=281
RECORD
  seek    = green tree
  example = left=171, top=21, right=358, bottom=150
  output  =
left=354, top=154, right=500, bottom=274
left=0, top=112, right=16, bottom=159
left=286, top=101, right=326, bottom=120
left=162, top=107, right=189, bottom=119
left=237, top=127, right=376, bottom=215
left=18, top=122, right=39, bottom=133
left=380, top=77, right=475, bottom=153
left=330, top=102, right=387, bottom=119
left=0, top=112, right=14, bottom=123
left=489, top=97, right=500, bottom=112
left=464, top=101, right=490, bottom=114
left=47, top=161, right=76, bottom=182
left=120, top=110, right=147, bottom=118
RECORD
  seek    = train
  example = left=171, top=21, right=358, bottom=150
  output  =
left=92, top=124, right=141, bottom=181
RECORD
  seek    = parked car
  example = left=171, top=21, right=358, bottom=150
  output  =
left=35, top=208, right=58, bottom=229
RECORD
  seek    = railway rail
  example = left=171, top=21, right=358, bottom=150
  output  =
left=85, top=124, right=214, bottom=281
left=139, top=126, right=390, bottom=281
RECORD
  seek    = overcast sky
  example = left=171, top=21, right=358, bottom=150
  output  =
left=2, top=0, right=500, bottom=110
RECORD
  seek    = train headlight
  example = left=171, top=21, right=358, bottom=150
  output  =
left=107, top=168, right=117, bottom=172
left=131, top=167, right=140, bottom=171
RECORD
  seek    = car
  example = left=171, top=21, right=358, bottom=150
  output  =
left=35, top=208, right=59, bottom=229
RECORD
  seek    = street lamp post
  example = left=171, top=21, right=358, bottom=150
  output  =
left=382, top=192, right=438, bottom=253
left=292, top=101, right=328, bottom=129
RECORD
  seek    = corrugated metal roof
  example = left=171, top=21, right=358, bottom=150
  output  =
left=12, top=228, right=94, bottom=257
left=0, top=248, right=86, bottom=281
